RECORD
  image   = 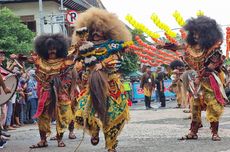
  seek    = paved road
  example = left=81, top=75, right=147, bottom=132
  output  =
left=2, top=101, right=230, bottom=152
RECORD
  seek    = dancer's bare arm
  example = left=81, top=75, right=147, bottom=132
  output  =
left=156, top=43, right=186, bottom=51
left=0, top=74, right=11, bottom=94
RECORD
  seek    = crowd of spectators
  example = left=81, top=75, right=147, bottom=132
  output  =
left=0, top=51, right=38, bottom=148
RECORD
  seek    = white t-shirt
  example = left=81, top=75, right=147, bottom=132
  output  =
left=9, top=94, right=17, bottom=104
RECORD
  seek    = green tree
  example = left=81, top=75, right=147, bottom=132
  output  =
left=225, top=58, right=230, bottom=66
left=0, top=7, right=35, bottom=55
left=131, top=28, right=152, bottom=45
left=120, top=28, right=143, bottom=75
left=120, top=52, right=139, bottom=75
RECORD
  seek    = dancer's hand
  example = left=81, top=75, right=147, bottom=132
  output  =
left=156, top=44, right=164, bottom=49
left=3, top=87, right=11, bottom=94
left=207, top=63, right=216, bottom=70
left=10, top=54, right=18, bottom=59
left=75, top=40, right=84, bottom=49
left=6, top=60, right=15, bottom=68
left=95, top=63, right=102, bottom=71
left=75, top=61, right=83, bottom=72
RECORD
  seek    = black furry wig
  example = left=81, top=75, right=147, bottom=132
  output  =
left=183, top=16, right=223, bottom=51
left=169, top=60, right=185, bottom=70
left=34, top=33, right=70, bottom=60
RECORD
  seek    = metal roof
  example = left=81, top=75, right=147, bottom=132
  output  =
left=0, top=0, right=105, bottom=11
left=60, top=0, right=105, bottom=10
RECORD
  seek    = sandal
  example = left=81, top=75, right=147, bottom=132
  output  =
left=1, top=132, right=11, bottom=138
left=30, top=141, right=48, bottom=149
left=183, top=110, right=190, bottom=113
left=50, top=136, right=57, bottom=140
left=69, top=132, right=76, bottom=139
left=212, top=134, right=221, bottom=141
left=179, top=133, right=198, bottom=140
left=91, top=136, right=99, bottom=146
left=58, top=140, right=66, bottom=147
left=12, top=124, right=20, bottom=128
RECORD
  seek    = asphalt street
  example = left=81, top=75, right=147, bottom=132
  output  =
left=2, top=101, right=230, bottom=152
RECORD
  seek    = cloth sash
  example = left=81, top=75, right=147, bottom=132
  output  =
left=209, top=72, right=227, bottom=105
left=33, top=82, right=49, bottom=118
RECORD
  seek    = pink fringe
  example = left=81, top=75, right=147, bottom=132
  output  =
left=209, top=74, right=225, bottom=105
left=33, top=83, right=49, bottom=118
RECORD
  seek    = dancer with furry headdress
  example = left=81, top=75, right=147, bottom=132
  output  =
left=72, top=8, right=131, bottom=152
left=182, top=16, right=227, bottom=141
left=160, top=16, right=227, bottom=141
left=12, top=33, right=78, bottom=148
left=169, top=60, right=185, bottom=108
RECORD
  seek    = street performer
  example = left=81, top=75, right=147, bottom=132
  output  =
left=159, top=16, right=227, bottom=141
left=72, top=8, right=131, bottom=152
left=169, top=60, right=185, bottom=108
left=12, top=33, right=78, bottom=148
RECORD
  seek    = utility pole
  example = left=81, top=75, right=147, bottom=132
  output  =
left=60, top=0, right=64, bottom=11
left=39, top=0, right=44, bottom=34
left=59, top=0, right=67, bottom=36
left=50, top=13, right=54, bottom=34
left=96, top=0, right=104, bottom=9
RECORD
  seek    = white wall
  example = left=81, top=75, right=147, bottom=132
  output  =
left=2, top=1, right=64, bottom=35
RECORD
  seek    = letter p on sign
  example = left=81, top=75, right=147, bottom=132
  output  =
left=66, top=10, right=78, bottom=25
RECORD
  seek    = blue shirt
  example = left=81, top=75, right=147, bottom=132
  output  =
left=26, top=77, right=38, bottom=100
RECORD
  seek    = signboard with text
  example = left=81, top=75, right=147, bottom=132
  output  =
left=132, top=80, right=175, bottom=102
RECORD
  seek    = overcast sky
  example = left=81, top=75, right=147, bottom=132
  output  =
left=101, top=0, right=229, bottom=53
left=101, top=0, right=229, bottom=34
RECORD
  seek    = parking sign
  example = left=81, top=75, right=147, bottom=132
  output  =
left=66, top=10, right=78, bottom=25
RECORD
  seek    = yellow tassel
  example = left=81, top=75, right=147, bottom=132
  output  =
left=122, top=41, right=134, bottom=47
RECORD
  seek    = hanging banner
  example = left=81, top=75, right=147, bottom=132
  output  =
left=132, top=80, right=175, bottom=102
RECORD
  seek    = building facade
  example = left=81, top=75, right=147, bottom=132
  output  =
left=0, top=0, right=104, bottom=36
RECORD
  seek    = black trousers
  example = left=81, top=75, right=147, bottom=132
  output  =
left=225, top=88, right=230, bottom=97
left=159, top=91, right=166, bottom=107
left=144, top=96, right=151, bottom=108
